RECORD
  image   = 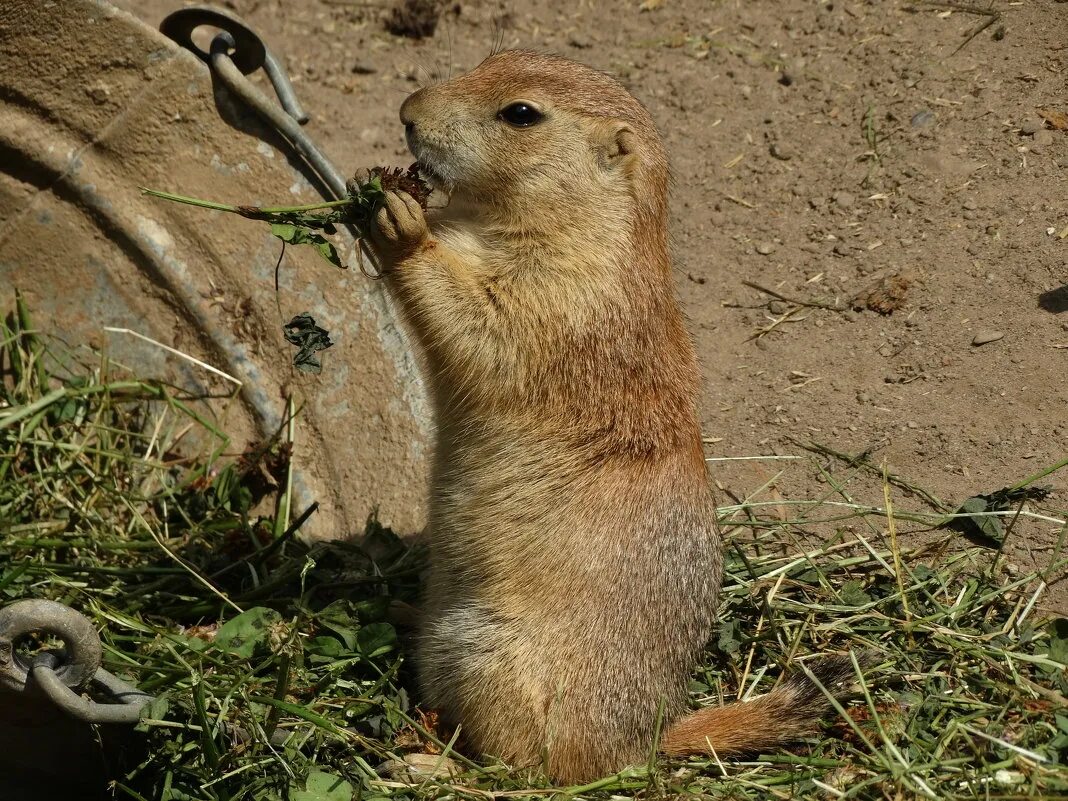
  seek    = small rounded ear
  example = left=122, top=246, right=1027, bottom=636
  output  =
left=594, top=120, right=640, bottom=175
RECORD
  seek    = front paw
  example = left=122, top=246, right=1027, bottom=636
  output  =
left=367, top=190, right=430, bottom=265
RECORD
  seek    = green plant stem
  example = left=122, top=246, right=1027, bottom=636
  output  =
left=139, top=187, right=353, bottom=215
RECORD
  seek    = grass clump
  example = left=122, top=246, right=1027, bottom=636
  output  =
left=1, top=302, right=1066, bottom=800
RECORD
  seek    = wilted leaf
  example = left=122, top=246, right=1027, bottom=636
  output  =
left=946, top=485, right=1052, bottom=548
left=283, top=313, right=334, bottom=374
left=954, top=495, right=1005, bottom=546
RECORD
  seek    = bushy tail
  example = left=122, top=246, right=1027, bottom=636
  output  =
left=661, top=654, right=870, bottom=757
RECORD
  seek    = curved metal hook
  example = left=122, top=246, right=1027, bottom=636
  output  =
left=0, top=599, right=101, bottom=694
left=160, top=5, right=308, bottom=124
left=159, top=4, right=379, bottom=272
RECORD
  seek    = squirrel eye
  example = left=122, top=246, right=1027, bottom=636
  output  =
left=498, top=102, right=543, bottom=127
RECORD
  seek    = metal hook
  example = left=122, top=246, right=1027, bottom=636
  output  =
left=159, top=5, right=308, bottom=125
left=160, top=4, right=380, bottom=271
left=0, top=600, right=154, bottom=725
left=160, top=5, right=342, bottom=196
left=0, top=599, right=101, bottom=694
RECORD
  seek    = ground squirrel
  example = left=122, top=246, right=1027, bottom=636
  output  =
left=363, top=49, right=862, bottom=782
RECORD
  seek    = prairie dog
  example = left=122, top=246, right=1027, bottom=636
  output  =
left=364, top=50, right=858, bottom=782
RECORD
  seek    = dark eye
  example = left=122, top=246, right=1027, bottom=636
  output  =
left=498, top=103, right=543, bottom=127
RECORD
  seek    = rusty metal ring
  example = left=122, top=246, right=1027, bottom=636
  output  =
left=160, top=5, right=266, bottom=75
left=0, top=600, right=102, bottom=694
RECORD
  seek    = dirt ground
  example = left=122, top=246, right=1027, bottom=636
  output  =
left=112, top=0, right=1068, bottom=613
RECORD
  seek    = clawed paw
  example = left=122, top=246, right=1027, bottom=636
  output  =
left=367, top=189, right=430, bottom=264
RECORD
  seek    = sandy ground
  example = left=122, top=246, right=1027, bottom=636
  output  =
left=111, top=0, right=1068, bottom=613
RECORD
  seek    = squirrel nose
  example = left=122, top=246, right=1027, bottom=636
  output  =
left=400, top=89, right=425, bottom=133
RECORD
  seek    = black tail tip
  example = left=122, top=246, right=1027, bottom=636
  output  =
left=786, top=649, right=880, bottom=708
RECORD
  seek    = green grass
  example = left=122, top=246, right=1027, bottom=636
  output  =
left=1, top=301, right=1066, bottom=800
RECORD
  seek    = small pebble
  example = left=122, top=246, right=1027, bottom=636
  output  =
left=768, top=300, right=789, bottom=314
left=769, top=142, right=793, bottom=160
left=971, top=330, right=1005, bottom=346
left=962, top=198, right=978, bottom=210
left=963, top=209, right=978, bottom=220
left=1020, top=118, right=1042, bottom=135
left=833, top=191, right=855, bottom=209
left=1034, top=129, right=1054, bottom=147
left=1057, top=156, right=1068, bottom=169
left=755, top=242, right=776, bottom=255
left=910, top=109, right=936, bottom=128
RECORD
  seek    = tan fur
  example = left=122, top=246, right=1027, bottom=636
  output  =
left=363, top=50, right=844, bottom=782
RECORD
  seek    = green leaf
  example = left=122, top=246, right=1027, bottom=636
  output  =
left=317, top=600, right=358, bottom=649
left=312, top=238, right=341, bottom=268
left=356, top=622, right=397, bottom=658
left=1048, top=618, right=1068, bottom=664
left=840, top=579, right=872, bottom=607
left=955, top=496, right=1005, bottom=545
left=270, top=222, right=299, bottom=242
left=214, top=607, right=282, bottom=658
left=946, top=484, right=1053, bottom=548
left=716, top=619, right=742, bottom=656
left=269, top=223, right=340, bottom=268
left=306, top=635, right=347, bottom=662
left=134, top=694, right=170, bottom=733
left=291, top=770, right=353, bottom=801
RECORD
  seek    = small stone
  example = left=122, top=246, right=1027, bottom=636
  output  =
left=85, top=83, right=110, bottom=104
left=1057, top=157, right=1068, bottom=169
left=768, top=300, right=789, bottom=314
left=856, top=391, right=870, bottom=404
left=755, top=242, right=776, bottom=255
left=907, top=421, right=919, bottom=429
left=1020, top=118, right=1042, bottom=135
left=971, top=329, right=1005, bottom=346
left=833, top=191, right=855, bottom=209
left=963, top=209, right=978, bottom=220
left=963, top=198, right=978, bottom=210
left=1034, top=129, right=1054, bottom=147
left=833, top=242, right=853, bottom=256
left=910, top=109, right=936, bottom=128
left=769, top=142, right=793, bottom=160
left=740, top=84, right=753, bottom=99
